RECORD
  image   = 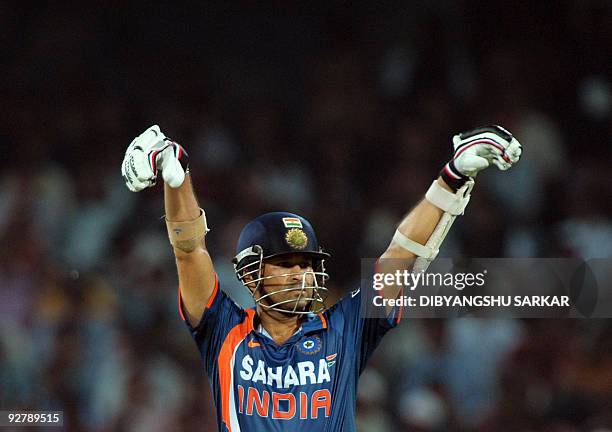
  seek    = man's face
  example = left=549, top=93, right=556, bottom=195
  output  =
left=257, top=254, right=315, bottom=313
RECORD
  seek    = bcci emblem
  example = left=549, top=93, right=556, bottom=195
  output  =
left=297, top=335, right=322, bottom=355
left=285, top=228, right=308, bottom=250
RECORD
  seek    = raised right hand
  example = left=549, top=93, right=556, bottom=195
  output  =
left=121, top=125, right=189, bottom=192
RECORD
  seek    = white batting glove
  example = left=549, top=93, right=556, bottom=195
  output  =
left=121, top=125, right=189, bottom=192
left=440, top=125, right=522, bottom=190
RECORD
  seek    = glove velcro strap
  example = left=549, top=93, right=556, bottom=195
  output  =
left=165, top=209, right=210, bottom=252
left=440, top=160, right=469, bottom=191
left=425, top=180, right=472, bottom=215
left=393, top=230, right=439, bottom=260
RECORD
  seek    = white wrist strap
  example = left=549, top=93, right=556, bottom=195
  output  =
left=425, top=180, right=473, bottom=215
left=393, top=230, right=439, bottom=260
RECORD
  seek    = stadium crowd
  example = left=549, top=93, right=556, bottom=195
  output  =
left=1, top=2, right=612, bottom=431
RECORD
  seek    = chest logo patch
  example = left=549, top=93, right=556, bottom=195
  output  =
left=297, top=335, right=322, bottom=355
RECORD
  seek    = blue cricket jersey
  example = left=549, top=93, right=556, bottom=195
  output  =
left=180, top=275, right=400, bottom=432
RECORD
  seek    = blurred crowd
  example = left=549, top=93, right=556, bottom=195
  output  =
left=2, top=2, right=612, bottom=431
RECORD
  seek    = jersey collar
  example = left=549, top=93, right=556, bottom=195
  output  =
left=249, top=310, right=328, bottom=336
left=302, top=312, right=328, bottom=334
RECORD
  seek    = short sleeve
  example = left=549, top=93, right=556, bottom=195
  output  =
left=178, top=275, right=247, bottom=374
left=325, top=286, right=401, bottom=374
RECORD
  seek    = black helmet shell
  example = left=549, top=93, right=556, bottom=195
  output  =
left=233, top=212, right=330, bottom=267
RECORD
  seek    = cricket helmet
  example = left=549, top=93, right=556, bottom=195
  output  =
left=233, top=212, right=330, bottom=314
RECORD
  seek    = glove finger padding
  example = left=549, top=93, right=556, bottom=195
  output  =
left=491, top=157, right=511, bottom=171
left=488, top=137, right=522, bottom=171
left=159, top=142, right=189, bottom=188
left=441, top=124, right=522, bottom=191
left=453, top=125, right=521, bottom=167
left=122, top=148, right=156, bottom=191
left=506, top=138, right=522, bottom=163
left=121, top=125, right=191, bottom=191
left=160, top=147, right=185, bottom=188
left=122, top=125, right=168, bottom=192
left=134, top=125, right=166, bottom=150
left=128, top=175, right=155, bottom=192
left=454, top=154, right=490, bottom=177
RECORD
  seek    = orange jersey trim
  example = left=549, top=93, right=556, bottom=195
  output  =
left=318, top=312, right=327, bottom=329
left=218, top=308, right=256, bottom=432
left=177, top=286, right=186, bottom=321
left=206, top=274, right=220, bottom=309
left=177, top=273, right=219, bottom=322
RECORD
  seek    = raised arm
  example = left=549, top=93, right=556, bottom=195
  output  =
left=122, top=126, right=216, bottom=327
left=381, top=177, right=451, bottom=261
left=164, top=175, right=215, bottom=326
left=378, top=126, right=522, bottom=309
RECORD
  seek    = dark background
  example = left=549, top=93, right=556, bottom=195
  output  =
left=1, top=1, right=612, bottom=430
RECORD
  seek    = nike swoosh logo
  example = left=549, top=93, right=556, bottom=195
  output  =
left=248, top=340, right=261, bottom=348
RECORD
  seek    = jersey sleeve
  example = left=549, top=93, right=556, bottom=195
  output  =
left=325, top=285, right=401, bottom=374
left=178, top=274, right=247, bottom=374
